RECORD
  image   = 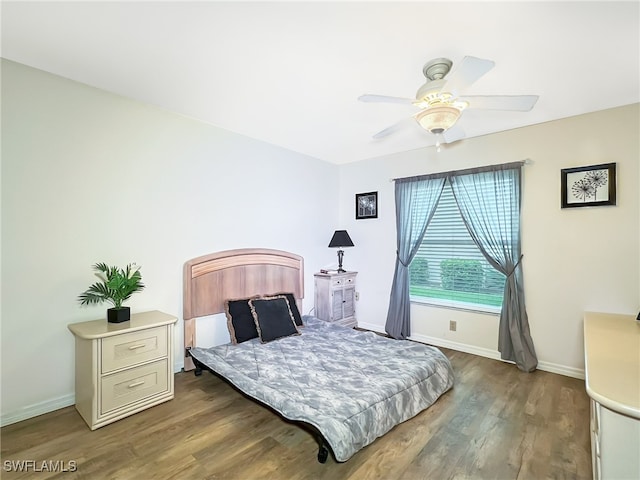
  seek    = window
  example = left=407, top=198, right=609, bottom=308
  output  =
left=409, top=179, right=506, bottom=312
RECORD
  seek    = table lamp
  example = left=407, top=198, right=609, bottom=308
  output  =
left=328, top=230, right=354, bottom=273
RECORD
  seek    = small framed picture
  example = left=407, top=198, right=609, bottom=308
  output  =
left=356, top=191, right=378, bottom=219
left=561, top=163, right=616, bottom=209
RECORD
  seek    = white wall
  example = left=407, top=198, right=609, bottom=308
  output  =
left=0, top=60, right=340, bottom=425
left=338, top=104, right=639, bottom=378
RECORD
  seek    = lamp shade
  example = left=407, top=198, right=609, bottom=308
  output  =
left=328, top=230, right=354, bottom=248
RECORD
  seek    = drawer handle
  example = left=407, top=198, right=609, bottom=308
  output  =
left=127, top=380, right=145, bottom=388
left=128, top=343, right=147, bottom=350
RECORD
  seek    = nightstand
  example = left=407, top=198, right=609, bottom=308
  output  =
left=314, top=271, right=357, bottom=328
left=67, top=310, right=177, bottom=430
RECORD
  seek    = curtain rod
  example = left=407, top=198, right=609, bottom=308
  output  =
left=390, top=159, right=532, bottom=182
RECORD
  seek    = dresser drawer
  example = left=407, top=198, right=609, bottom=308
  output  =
left=101, top=326, right=167, bottom=373
left=101, top=359, right=169, bottom=414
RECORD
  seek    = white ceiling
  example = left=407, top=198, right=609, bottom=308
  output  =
left=2, top=1, right=639, bottom=164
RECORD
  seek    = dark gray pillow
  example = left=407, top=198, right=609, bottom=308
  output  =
left=272, top=292, right=303, bottom=327
left=225, top=297, right=259, bottom=344
left=249, top=295, right=300, bottom=343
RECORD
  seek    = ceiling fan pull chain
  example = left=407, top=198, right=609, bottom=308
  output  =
left=435, top=134, right=443, bottom=153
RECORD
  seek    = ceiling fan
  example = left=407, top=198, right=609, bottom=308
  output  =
left=359, top=56, right=539, bottom=148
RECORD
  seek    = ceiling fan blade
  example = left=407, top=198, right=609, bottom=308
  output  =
left=358, top=94, right=414, bottom=105
left=441, top=56, right=495, bottom=95
left=442, top=125, right=466, bottom=144
left=371, top=117, right=416, bottom=139
left=459, top=95, right=539, bottom=111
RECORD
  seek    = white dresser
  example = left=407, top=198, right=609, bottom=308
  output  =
left=583, top=312, right=640, bottom=480
left=68, top=310, right=177, bottom=430
left=314, top=271, right=357, bottom=328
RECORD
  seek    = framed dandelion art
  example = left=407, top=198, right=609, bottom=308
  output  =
left=356, top=191, right=378, bottom=219
left=561, top=163, right=616, bottom=209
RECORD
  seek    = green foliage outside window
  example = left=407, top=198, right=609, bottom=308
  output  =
left=440, top=259, right=484, bottom=292
left=409, top=257, right=429, bottom=286
left=484, top=266, right=506, bottom=293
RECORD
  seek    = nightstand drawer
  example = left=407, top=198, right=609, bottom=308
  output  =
left=331, top=276, right=355, bottom=287
left=101, top=359, right=168, bottom=414
left=101, top=326, right=167, bottom=373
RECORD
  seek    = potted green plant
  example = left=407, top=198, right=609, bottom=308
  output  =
left=78, top=262, right=145, bottom=323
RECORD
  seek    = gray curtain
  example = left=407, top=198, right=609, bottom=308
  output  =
left=385, top=176, right=445, bottom=339
left=449, top=166, right=538, bottom=372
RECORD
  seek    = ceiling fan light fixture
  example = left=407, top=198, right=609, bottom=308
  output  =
left=415, top=105, right=461, bottom=134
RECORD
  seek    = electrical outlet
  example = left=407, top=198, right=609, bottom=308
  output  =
left=449, top=320, right=457, bottom=332
left=355, top=292, right=360, bottom=301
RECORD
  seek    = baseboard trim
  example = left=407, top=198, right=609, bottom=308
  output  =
left=412, top=333, right=585, bottom=379
left=356, top=321, right=386, bottom=333
left=358, top=323, right=585, bottom=380
left=411, top=333, right=584, bottom=379
left=409, top=332, right=502, bottom=361
left=0, top=394, right=75, bottom=427
left=536, top=360, right=585, bottom=380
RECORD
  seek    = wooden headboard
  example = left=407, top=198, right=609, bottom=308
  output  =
left=183, top=248, right=304, bottom=370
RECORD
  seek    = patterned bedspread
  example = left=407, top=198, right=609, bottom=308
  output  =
left=188, top=316, right=454, bottom=462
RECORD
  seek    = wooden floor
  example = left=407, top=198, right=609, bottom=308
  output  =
left=1, top=349, right=592, bottom=480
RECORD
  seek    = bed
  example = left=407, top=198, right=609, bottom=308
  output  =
left=183, top=248, right=454, bottom=463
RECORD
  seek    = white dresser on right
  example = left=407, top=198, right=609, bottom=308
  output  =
left=584, top=312, right=640, bottom=480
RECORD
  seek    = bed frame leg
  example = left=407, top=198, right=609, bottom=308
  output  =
left=194, top=366, right=202, bottom=376
left=317, top=440, right=329, bottom=463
